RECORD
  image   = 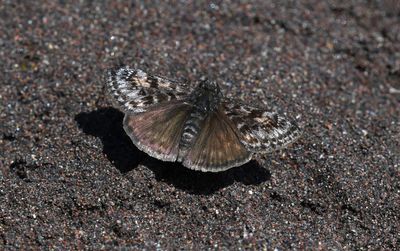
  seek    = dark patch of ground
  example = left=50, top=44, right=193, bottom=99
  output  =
left=1, top=0, right=399, bottom=249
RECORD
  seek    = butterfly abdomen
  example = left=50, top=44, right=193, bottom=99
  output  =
left=178, top=107, right=207, bottom=160
left=178, top=80, right=223, bottom=159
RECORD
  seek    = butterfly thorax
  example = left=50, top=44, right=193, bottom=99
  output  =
left=188, top=80, right=223, bottom=112
left=178, top=80, right=223, bottom=160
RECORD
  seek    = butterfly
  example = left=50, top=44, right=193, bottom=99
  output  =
left=106, top=66, right=301, bottom=172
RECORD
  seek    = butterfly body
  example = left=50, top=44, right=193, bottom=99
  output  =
left=179, top=80, right=223, bottom=160
left=107, top=66, right=301, bottom=172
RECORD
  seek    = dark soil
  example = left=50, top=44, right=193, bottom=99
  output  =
left=1, top=1, right=399, bottom=249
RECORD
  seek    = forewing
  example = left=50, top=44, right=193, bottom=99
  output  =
left=222, top=100, right=301, bottom=153
left=124, top=101, right=192, bottom=161
left=182, top=107, right=252, bottom=172
left=107, top=66, right=189, bottom=113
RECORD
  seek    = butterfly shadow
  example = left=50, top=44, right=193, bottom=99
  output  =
left=75, top=108, right=145, bottom=173
left=144, top=158, right=271, bottom=195
left=75, top=107, right=271, bottom=195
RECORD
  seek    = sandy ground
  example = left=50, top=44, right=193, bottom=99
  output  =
left=1, top=0, right=399, bottom=249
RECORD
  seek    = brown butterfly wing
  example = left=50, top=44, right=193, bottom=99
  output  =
left=107, top=67, right=189, bottom=114
left=182, top=106, right=252, bottom=172
left=222, top=99, right=301, bottom=153
left=123, top=101, right=191, bottom=161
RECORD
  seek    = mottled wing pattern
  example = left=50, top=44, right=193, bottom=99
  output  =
left=182, top=107, right=252, bottom=172
left=124, top=101, right=192, bottom=161
left=222, top=100, right=301, bottom=153
left=107, top=66, right=189, bottom=113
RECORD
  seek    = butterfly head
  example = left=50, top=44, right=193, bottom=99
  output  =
left=190, top=79, right=223, bottom=112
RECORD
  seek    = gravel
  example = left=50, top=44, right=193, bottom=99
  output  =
left=1, top=0, right=399, bottom=249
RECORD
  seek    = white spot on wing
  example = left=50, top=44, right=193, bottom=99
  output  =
left=136, top=69, right=147, bottom=78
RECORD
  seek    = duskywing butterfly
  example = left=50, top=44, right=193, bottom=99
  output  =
left=107, top=66, right=301, bottom=172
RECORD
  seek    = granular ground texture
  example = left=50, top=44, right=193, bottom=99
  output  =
left=0, top=1, right=399, bottom=249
